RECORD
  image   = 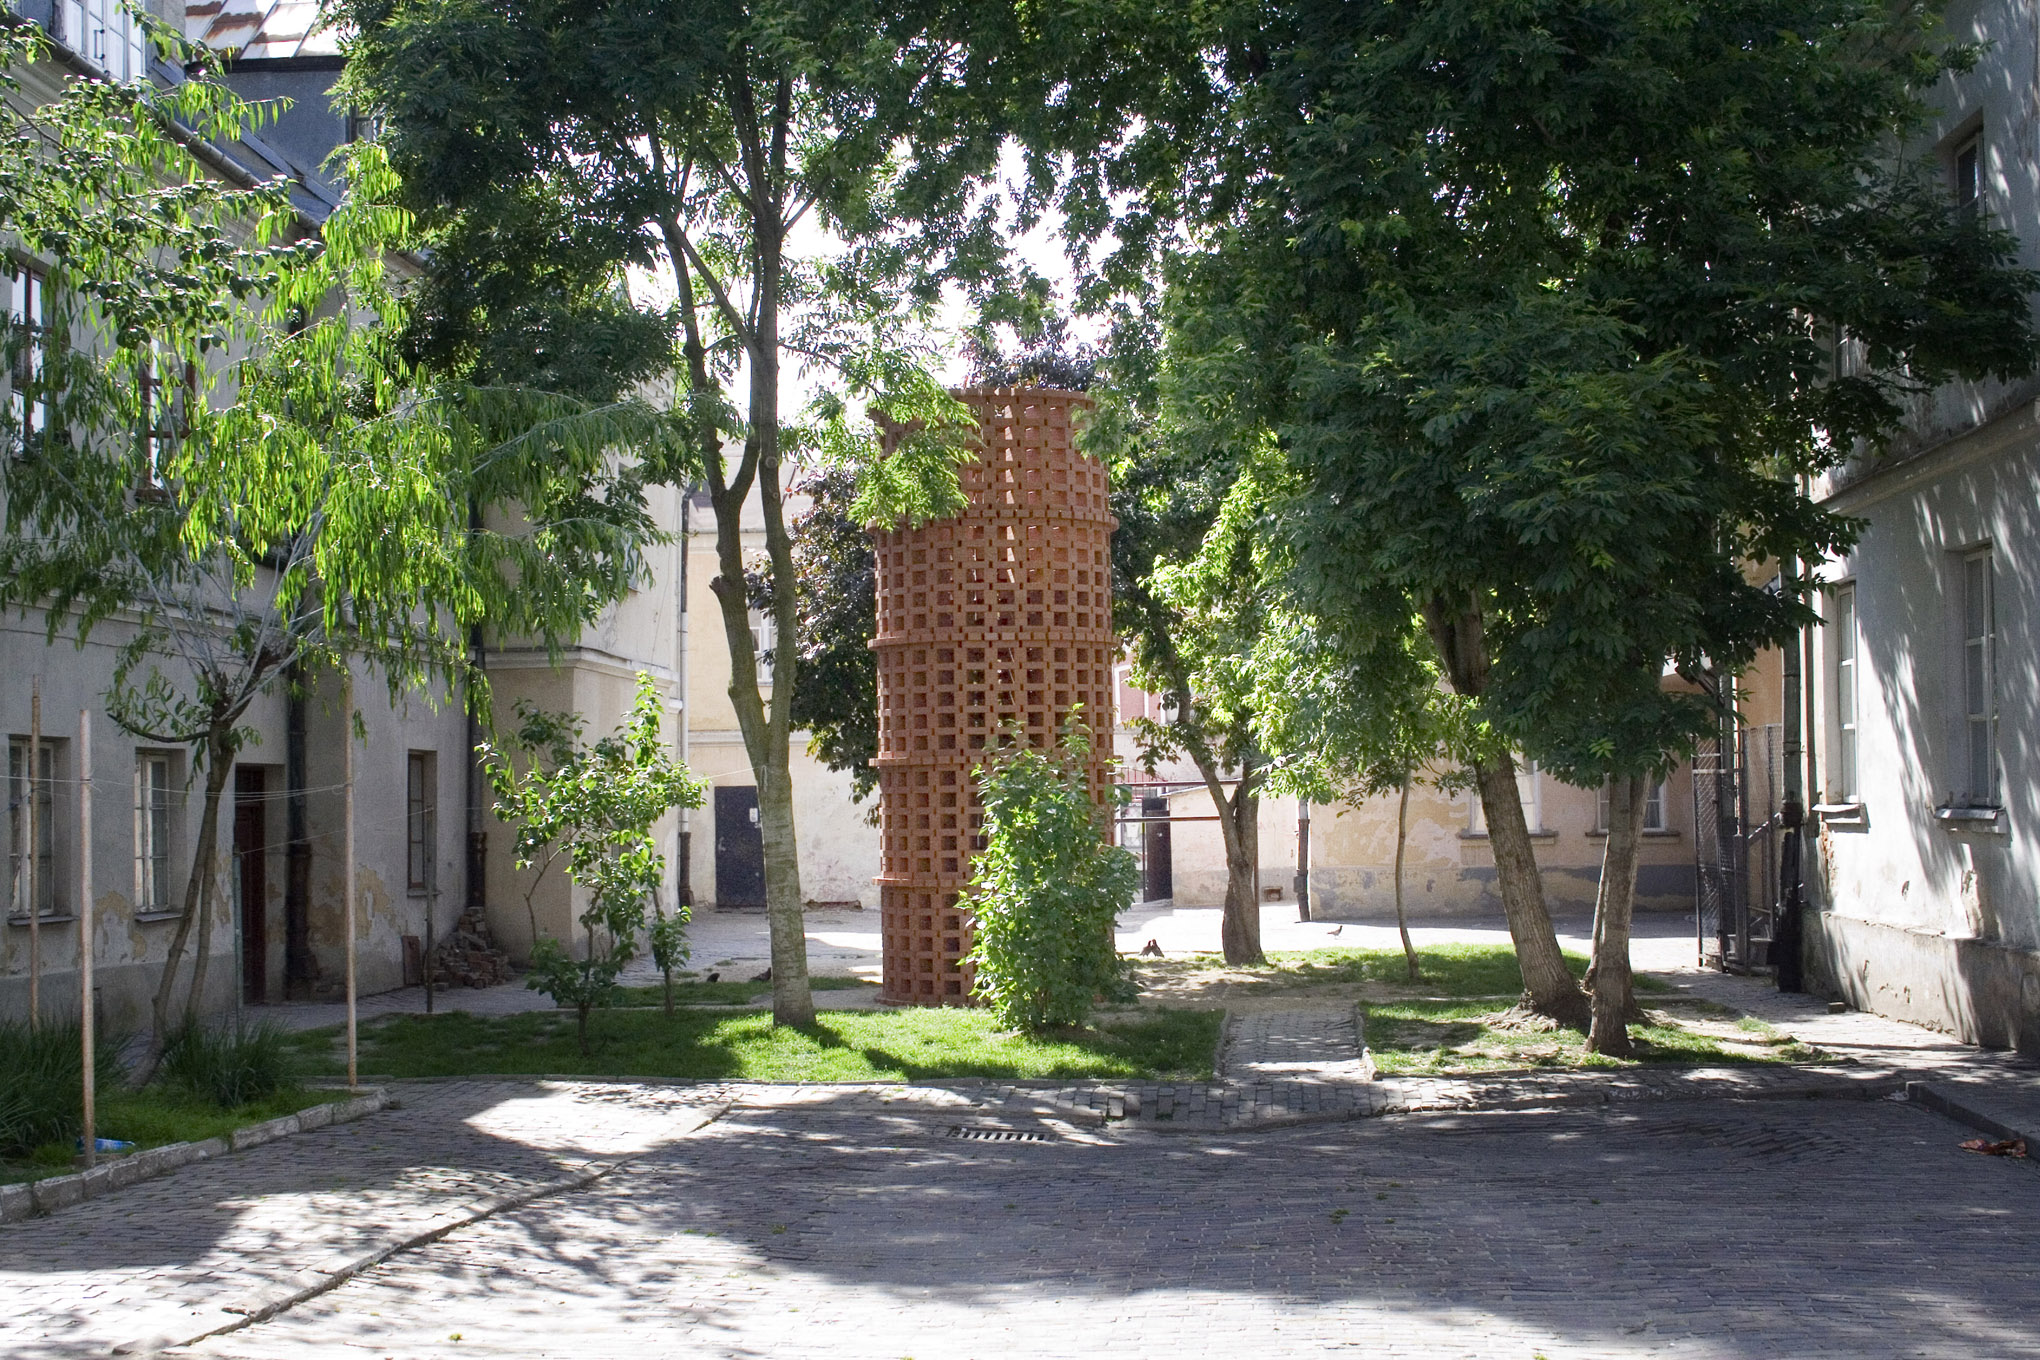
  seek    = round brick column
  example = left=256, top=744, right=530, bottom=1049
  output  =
left=871, top=387, right=1118, bottom=1005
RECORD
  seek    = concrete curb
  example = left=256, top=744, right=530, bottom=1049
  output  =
left=107, top=1098, right=735, bottom=1357
left=0, top=1089, right=389, bottom=1227
left=1905, top=1079, right=2037, bottom=1152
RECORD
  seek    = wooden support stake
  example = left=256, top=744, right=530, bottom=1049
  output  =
left=78, top=708, right=94, bottom=1170
left=343, top=676, right=358, bottom=1090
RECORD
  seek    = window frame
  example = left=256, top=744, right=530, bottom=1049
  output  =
left=1832, top=583, right=1859, bottom=802
left=59, top=0, right=147, bottom=83
left=1953, top=129, right=1983, bottom=213
left=7, top=736, right=64, bottom=920
left=1597, top=775, right=1668, bottom=834
left=749, top=608, right=777, bottom=686
left=1961, top=548, right=1997, bottom=805
left=406, top=750, right=437, bottom=896
left=7, top=260, right=47, bottom=447
left=1468, top=759, right=1542, bottom=836
left=134, top=750, right=176, bottom=914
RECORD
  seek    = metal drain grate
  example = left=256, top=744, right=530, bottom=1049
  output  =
left=948, top=1125, right=1048, bottom=1142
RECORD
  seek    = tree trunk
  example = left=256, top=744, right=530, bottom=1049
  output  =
left=1219, top=782, right=1263, bottom=966
left=145, top=725, right=233, bottom=1067
left=1394, top=778, right=1419, bottom=982
left=1422, top=595, right=1586, bottom=1026
left=1588, top=772, right=1648, bottom=1056
left=1473, top=755, right=1589, bottom=1026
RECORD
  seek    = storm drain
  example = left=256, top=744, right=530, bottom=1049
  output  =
left=948, top=1125, right=1048, bottom=1142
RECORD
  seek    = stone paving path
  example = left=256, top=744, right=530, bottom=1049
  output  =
left=173, top=1087, right=2040, bottom=1360
left=0, top=1081, right=733, bottom=1360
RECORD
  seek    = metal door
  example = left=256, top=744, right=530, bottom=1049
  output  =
left=713, top=785, right=766, bottom=909
left=1142, top=795, right=1172, bottom=902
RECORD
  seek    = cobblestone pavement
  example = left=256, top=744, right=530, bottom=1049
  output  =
left=0, top=1081, right=733, bottom=1360
left=167, top=1085, right=2040, bottom=1360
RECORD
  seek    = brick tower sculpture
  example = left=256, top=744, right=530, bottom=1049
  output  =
left=872, top=387, right=1118, bottom=1005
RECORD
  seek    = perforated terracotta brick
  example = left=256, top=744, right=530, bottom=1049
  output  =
left=872, top=388, right=1118, bottom=1005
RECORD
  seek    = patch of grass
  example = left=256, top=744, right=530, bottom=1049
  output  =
left=0, top=1086, right=341, bottom=1185
left=317, top=1005, right=1220, bottom=1083
left=160, top=1020, right=299, bottom=1107
left=609, top=976, right=876, bottom=1007
left=1148, top=942, right=1671, bottom=998
left=1363, top=999, right=1831, bottom=1074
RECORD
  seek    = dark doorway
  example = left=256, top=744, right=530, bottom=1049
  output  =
left=714, top=785, right=766, bottom=909
left=234, top=766, right=269, bottom=1003
left=1142, top=795, right=1172, bottom=903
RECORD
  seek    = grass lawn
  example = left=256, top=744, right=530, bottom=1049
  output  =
left=1, top=1086, right=338, bottom=1186
left=1141, top=942, right=1671, bottom=999
left=609, top=976, right=876, bottom=1007
left=1364, top=999, right=1830, bottom=1074
left=304, top=1005, right=1221, bottom=1083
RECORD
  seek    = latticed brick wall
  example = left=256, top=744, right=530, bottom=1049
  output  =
left=871, top=387, right=1118, bottom=1005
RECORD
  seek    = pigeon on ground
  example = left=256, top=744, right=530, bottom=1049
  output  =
left=705, top=971, right=720, bottom=983
left=750, top=967, right=773, bottom=983
left=1140, top=938, right=1164, bottom=957
left=1327, top=924, right=1343, bottom=937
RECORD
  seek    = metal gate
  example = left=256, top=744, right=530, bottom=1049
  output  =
left=1694, top=721, right=1782, bottom=972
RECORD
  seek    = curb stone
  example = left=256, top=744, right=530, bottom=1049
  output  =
left=106, top=1097, right=735, bottom=1357
left=1, top=1089, right=389, bottom=1227
left=1905, top=1079, right=2038, bottom=1156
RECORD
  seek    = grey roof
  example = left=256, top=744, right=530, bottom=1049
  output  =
left=184, top=0, right=342, bottom=61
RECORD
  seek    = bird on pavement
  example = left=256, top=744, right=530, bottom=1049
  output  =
left=1327, top=924, right=1343, bottom=937
left=1139, top=938, right=1164, bottom=957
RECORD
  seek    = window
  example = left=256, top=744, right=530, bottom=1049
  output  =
left=1953, top=131, right=1982, bottom=213
left=1597, top=776, right=1668, bottom=833
left=135, top=751, right=174, bottom=912
left=1833, top=584, right=1858, bottom=801
left=59, top=0, right=146, bottom=82
left=750, top=609, right=776, bottom=685
left=406, top=751, right=436, bottom=895
left=138, top=343, right=195, bottom=487
left=1962, top=549, right=1996, bottom=804
left=1469, top=760, right=1541, bottom=835
left=7, top=738, right=61, bottom=918
left=6, top=262, right=46, bottom=446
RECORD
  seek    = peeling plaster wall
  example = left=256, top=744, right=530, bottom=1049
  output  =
left=0, top=618, right=474, bottom=1027
left=1789, top=0, right=2040, bottom=1054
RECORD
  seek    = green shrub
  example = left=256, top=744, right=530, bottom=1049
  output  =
left=160, top=1020, right=299, bottom=1108
left=966, top=722, right=1140, bottom=1031
left=0, top=1019, right=126, bottom=1157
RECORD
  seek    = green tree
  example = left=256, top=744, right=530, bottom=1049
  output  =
left=0, top=30, right=669, bottom=1050
left=781, top=469, right=880, bottom=806
left=1074, top=0, right=2039, bottom=1038
left=338, top=0, right=1023, bottom=1026
left=966, top=719, right=1138, bottom=1032
left=483, top=674, right=703, bottom=1052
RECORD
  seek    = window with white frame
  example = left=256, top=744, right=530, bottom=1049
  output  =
left=1597, top=776, right=1667, bottom=833
left=59, top=0, right=147, bottom=82
left=1962, top=548, right=1997, bottom=804
left=134, top=751, right=175, bottom=912
left=1469, top=760, right=1542, bottom=835
left=7, top=737, right=62, bottom=918
left=750, top=608, right=776, bottom=685
left=6, top=262, right=46, bottom=446
left=139, top=342, right=194, bottom=487
left=406, top=751, right=437, bottom=895
left=1832, top=584, right=1859, bottom=801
